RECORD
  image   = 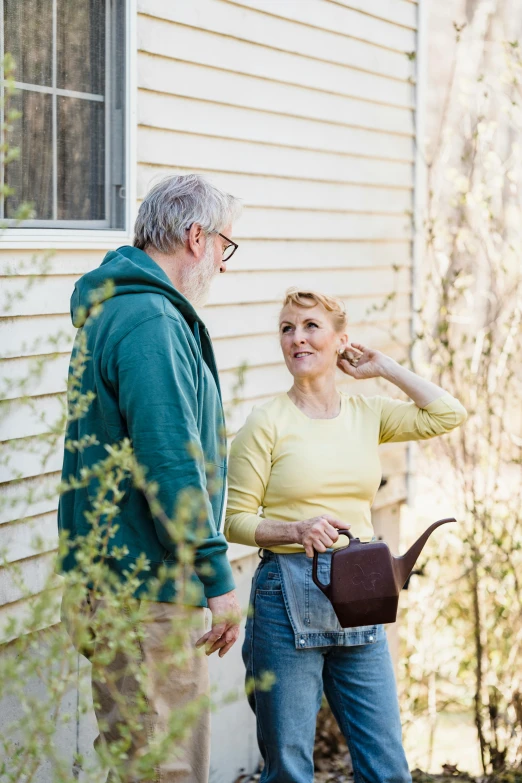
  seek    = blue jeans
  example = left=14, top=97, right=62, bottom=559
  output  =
left=243, top=555, right=412, bottom=783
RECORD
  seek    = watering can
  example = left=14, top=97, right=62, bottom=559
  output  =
left=312, top=518, right=455, bottom=628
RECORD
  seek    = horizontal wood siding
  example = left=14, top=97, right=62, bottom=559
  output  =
left=0, top=0, right=417, bottom=637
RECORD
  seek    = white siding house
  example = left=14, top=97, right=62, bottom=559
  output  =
left=0, top=1, right=422, bottom=779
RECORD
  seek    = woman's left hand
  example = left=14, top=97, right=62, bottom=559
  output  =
left=337, top=342, right=392, bottom=380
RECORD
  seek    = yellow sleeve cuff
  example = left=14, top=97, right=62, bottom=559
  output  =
left=224, top=512, right=261, bottom=548
left=424, top=393, right=468, bottom=425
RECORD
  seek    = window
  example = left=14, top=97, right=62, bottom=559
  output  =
left=1, top=0, right=126, bottom=230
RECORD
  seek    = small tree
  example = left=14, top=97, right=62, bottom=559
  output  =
left=400, top=1, right=522, bottom=774
left=0, top=271, right=225, bottom=782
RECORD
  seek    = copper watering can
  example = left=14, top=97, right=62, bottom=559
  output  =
left=312, top=518, right=455, bottom=628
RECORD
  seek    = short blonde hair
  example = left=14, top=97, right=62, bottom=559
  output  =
left=280, top=288, right=347, bottom=332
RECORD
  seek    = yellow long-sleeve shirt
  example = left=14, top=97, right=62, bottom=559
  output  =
left=225, top=392, right=467, bottom=553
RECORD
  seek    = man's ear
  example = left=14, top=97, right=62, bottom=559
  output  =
left=187, top=223, right=205, bottom=260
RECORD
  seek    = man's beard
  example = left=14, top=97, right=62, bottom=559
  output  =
left=181, top=240, right=217, bottom=308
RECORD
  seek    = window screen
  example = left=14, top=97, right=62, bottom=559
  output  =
left=1, top=0, right=126, bottom=229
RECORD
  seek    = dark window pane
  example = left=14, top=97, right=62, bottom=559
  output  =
left=3, top=0, right=53, bottom=86
left=56, top=0, right=106, bottom=94
left=5, top=90, right=53, bottom=219
left=57, top=97, right=105, bottom=220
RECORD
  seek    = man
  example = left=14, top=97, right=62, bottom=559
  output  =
left=58, top=174, right=242, bottom=782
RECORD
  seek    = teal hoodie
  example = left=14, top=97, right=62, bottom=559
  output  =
left=57, top=246, right=235, bottom=605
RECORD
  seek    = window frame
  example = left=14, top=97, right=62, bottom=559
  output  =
left=0, top=0, right=136, bottom=249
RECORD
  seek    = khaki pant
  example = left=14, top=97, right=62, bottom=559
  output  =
left=61, top=587, right=210, bottom=783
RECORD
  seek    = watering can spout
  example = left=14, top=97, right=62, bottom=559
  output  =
left=393, top=517, right=456, bottom=589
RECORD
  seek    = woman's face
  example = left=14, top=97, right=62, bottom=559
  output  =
left=279, top=303, right=347, bottom=381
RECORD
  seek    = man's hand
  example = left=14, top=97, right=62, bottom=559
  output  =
left=296, top=515, right=351, bottom=558
left=195, top=589, right=241, bottom=658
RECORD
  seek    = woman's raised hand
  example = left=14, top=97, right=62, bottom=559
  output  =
left=337, top=342, right=391, bottom=380
left=296, top=515, right=351, bottom=558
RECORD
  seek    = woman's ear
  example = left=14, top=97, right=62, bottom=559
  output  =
left=337, top=333, right=349, bottom=355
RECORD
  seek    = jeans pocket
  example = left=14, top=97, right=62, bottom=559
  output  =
left=256, top=583, right=283, bottom=596
left=255, top=560, right=283, bottom=594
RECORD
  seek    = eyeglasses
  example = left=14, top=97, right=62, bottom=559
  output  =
left=185, top=225, right=238, bottom=263
left=217, top=232, right=238, bottom=263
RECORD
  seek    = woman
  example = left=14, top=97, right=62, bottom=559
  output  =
left=225, top=289, right=467, bottom=783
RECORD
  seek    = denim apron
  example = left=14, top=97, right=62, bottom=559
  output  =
left=260, top=549, right=385, bottom=650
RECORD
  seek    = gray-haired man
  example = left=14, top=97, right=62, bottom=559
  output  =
left=59, top=175, right=242, bottom=782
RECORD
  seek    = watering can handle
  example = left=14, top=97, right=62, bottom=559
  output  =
left=312, top=530, right=354, bottom=594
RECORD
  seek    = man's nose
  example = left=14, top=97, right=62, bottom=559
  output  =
left=219, top=262, right=227, bottom=274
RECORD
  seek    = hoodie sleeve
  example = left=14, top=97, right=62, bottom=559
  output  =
left=107, top=312, right=235, bottom=600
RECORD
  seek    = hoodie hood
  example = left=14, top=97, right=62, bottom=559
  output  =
left=71, top=245, right=205, bottom=331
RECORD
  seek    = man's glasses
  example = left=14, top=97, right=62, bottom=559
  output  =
left=218, top=232, right=238, bottom=263
left=186, top=225, right=238, bottom=263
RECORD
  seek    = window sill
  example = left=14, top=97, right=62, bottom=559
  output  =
left=0, top=228, right=133, bottom=251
